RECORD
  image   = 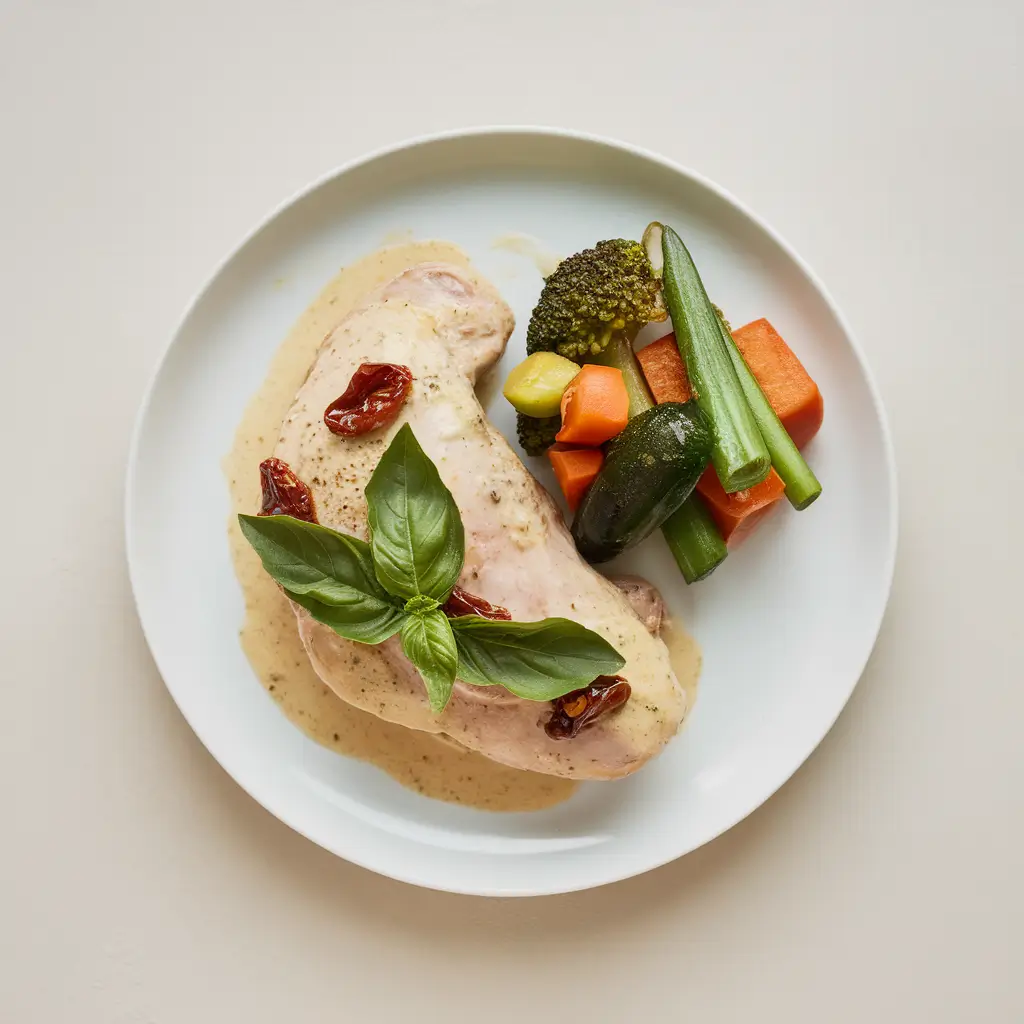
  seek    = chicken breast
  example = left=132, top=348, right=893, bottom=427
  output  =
left=271, top=262, right=687, bottom=779
left=607, top=576, right=665, bottom=638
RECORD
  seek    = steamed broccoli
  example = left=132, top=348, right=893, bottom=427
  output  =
left=517, top=239, right=666, bottom=455
left=516, top=412, right=561, bottom=457
left=526, top=239, right=665, bottom=360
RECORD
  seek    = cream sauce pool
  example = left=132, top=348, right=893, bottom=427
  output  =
left=224, top=240, right=700, bottom=812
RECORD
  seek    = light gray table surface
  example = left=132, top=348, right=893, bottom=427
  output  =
left=1, top=1, right=1020, bottom=1020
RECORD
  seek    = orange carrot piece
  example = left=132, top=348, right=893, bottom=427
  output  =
left=556, top=365, right=629, bottom=445
left=637, top=320, right=824, bottom=450
left=547, top=445, right=604, bottom=511
left=636, top=334, right=693, bottom=403
left=635, top=320, right=819, bottom=545
left=695, top=465, right=786, bottom=547
left=732, top=318, right=823, bottom=449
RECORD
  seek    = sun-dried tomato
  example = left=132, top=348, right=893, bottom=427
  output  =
left=324, top=362, right=413, bottom=437
left=545, top=675, right=631, bottom=740
left=257, top=458, right=317, bottom=523
left=442, top=586, right=512, bottom=621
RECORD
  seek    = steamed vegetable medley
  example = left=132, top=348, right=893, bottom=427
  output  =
left=502, top=223, right=824, bottom=583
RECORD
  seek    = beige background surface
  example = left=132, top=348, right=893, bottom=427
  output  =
left=1, top=1, right=1021, bottom=1021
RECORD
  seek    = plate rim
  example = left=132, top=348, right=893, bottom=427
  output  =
left=125, top=125, right=899, bottom=896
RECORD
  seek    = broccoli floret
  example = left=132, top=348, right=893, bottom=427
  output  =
left=526, top=239, right=666, bottom=360
left=516, top=412, right=561, bottom=456
left=517, top=238, right=665, bottom=455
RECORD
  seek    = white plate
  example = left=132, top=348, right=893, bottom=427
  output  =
left=126, top=128, right=897, bottom=896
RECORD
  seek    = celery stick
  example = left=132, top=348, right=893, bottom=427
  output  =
left=661, top=225, right=771, bottom=492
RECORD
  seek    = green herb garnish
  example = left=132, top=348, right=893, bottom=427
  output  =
left=364, top=424, right=465, bottom=602
left=450, top=616, right=624, bottom=701
left=239, top=424, right=624, bottom=711
left=398, top=610, right=459, bottom=711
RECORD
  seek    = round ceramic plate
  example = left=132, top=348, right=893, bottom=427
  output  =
left=126, top=128, right=896, bottom=896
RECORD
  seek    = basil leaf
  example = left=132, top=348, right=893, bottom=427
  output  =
left=239, top=514, right=381, bottom=602
left=238, top=514, right=405, bottom=644
left=450, top=617, right=626, bottom=701
left=286, top=588, right=406, bottom=645
left=365, top=424, right=465, bottom=602
left=404, top=594, right=440, bottom=615
left=400, top=610, right=458, bottom=713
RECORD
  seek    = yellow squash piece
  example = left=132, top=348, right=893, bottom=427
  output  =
left=503, top=352, right=580, bottom=418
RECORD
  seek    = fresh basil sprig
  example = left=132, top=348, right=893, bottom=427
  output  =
left=399, top=610, right=458, bottom=712
left=450, top=617, right=624, bottom=701
left=237, top=516, right=405, bottom=644
left=365, top=425, right=464, bottom=603
left=239, top=424, right=625, bottom=712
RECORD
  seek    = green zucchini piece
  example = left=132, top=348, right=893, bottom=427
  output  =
left=581, top=329, right=727, bottom=580
left=571, top=402, right=713, bottom=563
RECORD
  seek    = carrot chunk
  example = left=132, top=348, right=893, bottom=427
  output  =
left=695, top=465, right=786, bottom=547
left=547, top=445, right=604, bottom=511
left=731, top=318, right=823, bottom=449
left=556, top=365, right=629, bottom=445
left=636, top=334, right=693, bottom=403
left=638, top=320, right=823, bottom=450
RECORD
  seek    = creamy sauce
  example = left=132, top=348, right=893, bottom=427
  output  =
left=224, top=240, right=701, bottom=812
left=661, top=616, right=702, bottom=718
left=491, top=232, right=562, bottom=278
left=225, top=242, right=574, bottom=811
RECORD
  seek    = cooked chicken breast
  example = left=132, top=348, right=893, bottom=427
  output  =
left=272, top=262, right=687, bottom=779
